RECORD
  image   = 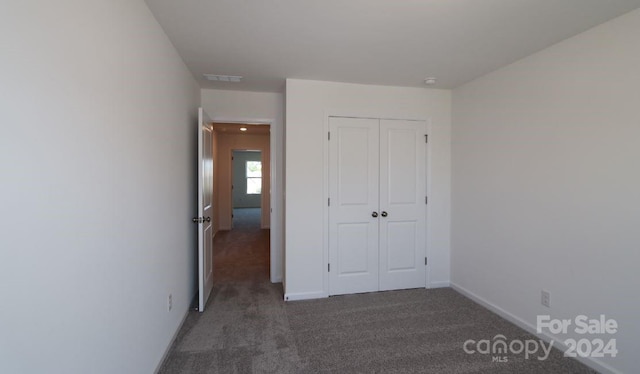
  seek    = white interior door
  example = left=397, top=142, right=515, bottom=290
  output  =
left=378, top=119, right=426, bottom=291
left=197, top=108, right=214, bottom=312
left=329, top=117, right=380, bottom=295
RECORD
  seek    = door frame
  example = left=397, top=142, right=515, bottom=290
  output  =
left=323, top=112, right=433, bottom=296
left=212, top=116, right=281, bottom=284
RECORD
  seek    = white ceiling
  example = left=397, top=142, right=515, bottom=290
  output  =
left=145, top=0, right=640, bottom=92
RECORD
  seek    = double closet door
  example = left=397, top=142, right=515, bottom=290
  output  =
left=329, top=117, right=427, bottom=296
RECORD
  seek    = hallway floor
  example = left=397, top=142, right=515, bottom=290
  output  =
left=232, top=208, right=262, bottom=230
left=214, top=212, right=269, bottom=283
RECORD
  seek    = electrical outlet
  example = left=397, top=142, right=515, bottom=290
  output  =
left=541, top=290, right=550, bottom=308
left=168, top=293, right=172, bottom=311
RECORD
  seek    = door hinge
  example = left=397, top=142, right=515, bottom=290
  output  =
left=328, top=263, right=330, bottom=272
left=328, top=132, right=331, bottom=141
left=425, top=196, right=428, bottom=205
left=425, top=134, right=428, bottom=143
left=328, top=197, right=330, bottom=206
left=425, top=257, right=428, bottom=266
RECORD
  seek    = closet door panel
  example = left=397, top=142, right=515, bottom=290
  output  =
left=379, top=119, right=426, bottom=291
left=328, top=117, right=380, bottom=295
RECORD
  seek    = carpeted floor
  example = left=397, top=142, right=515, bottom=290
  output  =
left=233, top=208, right=262, bottom=230
left=158, top=226, right=597, bottom=373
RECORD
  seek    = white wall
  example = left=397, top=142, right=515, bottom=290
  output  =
left=452, top=9, right=640, bottom=374
left=201, top=89, right=284, bottom=282
left=285, top=79, right=451, bottom=299
left=0, top=1, right=200, bottom=373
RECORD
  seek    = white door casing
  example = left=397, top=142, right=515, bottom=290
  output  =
left=198, top=107, right=214, bottom=312
left=328, top=116, right=427, bottom=296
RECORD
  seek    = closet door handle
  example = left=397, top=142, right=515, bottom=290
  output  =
left=371, top=212, right=378, bottom=218
left=381, top=211, right=388, bottom=217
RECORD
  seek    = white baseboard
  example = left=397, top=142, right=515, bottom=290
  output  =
left=429, top=281, right=450, bottom=288
left=450, top=282, right=620, bottom=374
left=271, top=275, right=283, bottom=283
left=154, top=306, right=191, bottom=374
left=284, top=291, right=327, bottom=301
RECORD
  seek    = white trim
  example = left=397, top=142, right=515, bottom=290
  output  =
left=451, top=282, right=620, bottom=374
left=323, top=113, right=431, bottom=296
left=213, top=116, right=275, bottom=125
left=212, top=116, right=281, bottom=284
left=320, top=109, right=428, bottom=123
left=322, top=112, right=330, bottom=297
left=284, top=291, right=328, bottom=301
left=269, top=122, right=278, bottom=283
left=154, top=307, right=190, bottom=374
left=268, top=123, right=279, bottom=283
left=423, top=120, right=432, bottom=289
left=428, top=281, right=450, bottom=288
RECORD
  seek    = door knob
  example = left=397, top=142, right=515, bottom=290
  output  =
left=192, top=217, right=203, bottom=223
left=204, top=217, right=211, bottom=222
left=371, top=212, right=378, bottom=218
left=381, top=211, right=388, bottom=217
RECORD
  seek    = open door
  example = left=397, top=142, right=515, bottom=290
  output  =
left=195, top=107, right=214, bottom=312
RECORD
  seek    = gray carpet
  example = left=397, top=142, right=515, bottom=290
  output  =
left=158, top=226, right=596, bottom=373
left=159, top=283, right=597, bottom=373
left=233, top=208, right=261, bottom=229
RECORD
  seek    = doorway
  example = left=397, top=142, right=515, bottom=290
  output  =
left=232, top=150, right=263, bottom=230
left=211, top=123, right=271, bottom=282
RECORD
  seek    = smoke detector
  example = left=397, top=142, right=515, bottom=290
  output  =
left=424, top=77, right=437, bottom=85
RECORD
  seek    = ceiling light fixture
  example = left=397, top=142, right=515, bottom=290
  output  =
left=240, top=127, right=247, bottom=131
left=203, top=74, right=243, bottom=82
left=424, top=77, right=437, bottom=85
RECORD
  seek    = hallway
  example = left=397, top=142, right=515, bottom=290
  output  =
left=216, top=208, right=268, bottom=282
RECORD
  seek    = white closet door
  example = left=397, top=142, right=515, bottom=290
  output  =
left=378, top=119, right=426, bottom=291
left=329, top=117, right=380, bottom=295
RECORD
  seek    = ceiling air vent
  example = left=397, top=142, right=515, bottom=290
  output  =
left=203, top=74, right=243, bottom=82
